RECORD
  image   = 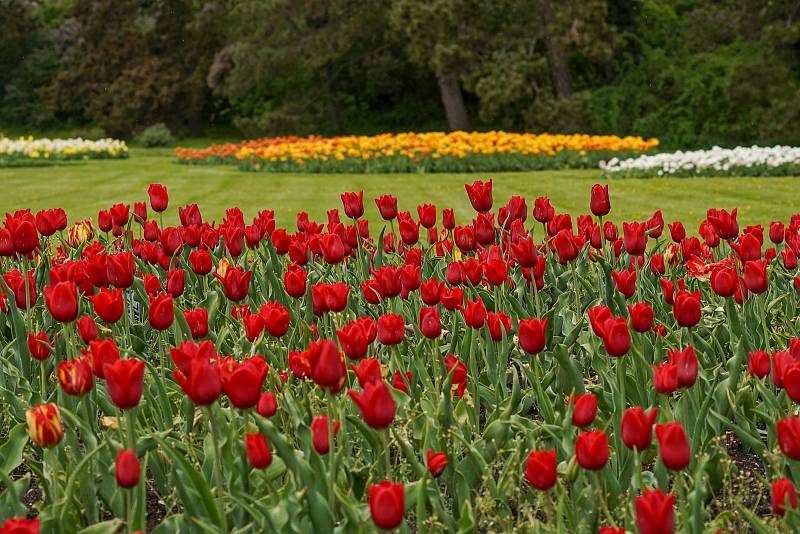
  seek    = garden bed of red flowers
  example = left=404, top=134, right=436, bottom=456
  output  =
left=1, top=179, right=800, bottom=533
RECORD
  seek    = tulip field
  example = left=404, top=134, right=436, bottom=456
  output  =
left=3, top=179, right=800, bottom=534
left=175, top=131, right=659, bottom=173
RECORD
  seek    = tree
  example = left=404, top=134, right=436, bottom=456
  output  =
left=389, top=0, right=478, bottom=131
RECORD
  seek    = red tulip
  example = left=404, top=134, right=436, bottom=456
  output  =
left=57, top=357, right=93, bottom=396
left=748, top=350, right=771, bottom=378
left=368, top=480, right=405, bottom=530
left=352, top=358, right=383, bottom=387
left=743, top=259, right=768, bottom=294
left=245, top=433, right=273, bottom=469
left=518, top=317, right=547, bottom=354
left=183, top=308, right=208, bottom=339
left=188, top=249, right=213, bottom=275
left=655, top=422, right=690, bottom=470
left=666, top=346, right=698, bottom=388
left=220, top=357, right=268, bottom=409
left=588, top=306, right=613, bottom=336
left=75, top=316, right=97, bottom=344
left=217, top=266, right=252, bottom=302
left=148, top=293, right=174, bottom=330
left=772, top=477, right=798, bottom=516
left=310, top=415, right=340, bottom=454
left=174, top=354, right=221, bottom=406
left=417, top=204, right=436, bottom=228
left=465, top=179, right=492, bottom=213
left=668, top=221, right=685, bottom=243
left=107, top=251, right=135, bottom=288
left=486, top=311, right=511, bottom=341
left=311, top=282, right=349, bottom=314
left=90, top=288, right=124, bottom=323
left=341, top=190, right=364, bottom=218
left=419, top=306, right=441, bottom=339
left=533, top=197, right=555, bottom=223
left=0, top=517, right=40, bottom=533
left=256, top=391, right=277, bottom=418
left=611, top=269, right=636, bottom=299
left=148, top=184, right=169, bottom=212
left=375, top=195, right=398, bottom=220
left=553, top=229, right=582, bottom=263
left=116, top=449, right=141, bottom=488
left=524, top=449, right=557, bottom=490
left=600, top=317, right=630, bottom=357
left=628, top=302, right=654, bottom=333
left=443, top=354, right=468, bottom=397
left=707, top=208, right=738, bottom=239
left=673, top=290, right=701, bottom=327
left=590, top=184, right=610, bottom=216
left=307, top=339, right=346, bottom=392
left=85, top=338, right=120, bottom=379
left=571, top=393, right=597, bottom=427
left=622, top=406, right=658, bottom=450
left=778, top=415, right=800, bottom=460
left=166, top=269, right=185, bottom=297
left=710, top=266, right=737, bottom=297
left=43, top=281, right=78, bottom=322
left=623, top=222, right=647, bottom=256
left=3, top=268, right=37, bottom=309
left=425, top=449, right=448, bottom=478
left=575, top=430, right=609, bottom=470
left=349, top=380, right=396, bottom=429
left=27, top=332, right=52, bottom=361
left=635, top=489, right=675, bottom=534
left=104, top=358, right=145, bottom=410
left=377, top=313, right=405, bottom=345
left=653, top=363, right=679, bottom=395
left=8, top=217, right=38, bottom=255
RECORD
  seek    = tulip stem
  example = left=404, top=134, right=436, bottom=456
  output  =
left=125, top=489, right=133, bottom=534
left=591, top=471, right=615, bottom=525
left=384, top=428, right=391, bottom=476
left=570, top=262, right=580, bottom=315
left=760, top=293, right=771, bottom=351
left=40, top=360, right=46, bottom=402
left=326, top=391, right=337, bottom=519
left=205, top=406, right=228, bottom=534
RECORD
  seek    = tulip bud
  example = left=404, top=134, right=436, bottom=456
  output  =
left=245, top=433, right=273, bottom=469
left=116, top=449, right=141, bottom=488
left=26, top=403, right=64, bottom=448
left=368, top=480, right=405, bottom=530
left=426, top=449, right=448, bottom=478
left=524, top=449, right=557, bottom=490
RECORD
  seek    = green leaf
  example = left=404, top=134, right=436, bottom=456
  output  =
left=78, top=519, right=124, bottom=534
left=0, top=423, right=27, bottom=476
left=154, top=436, right=225, bottom=529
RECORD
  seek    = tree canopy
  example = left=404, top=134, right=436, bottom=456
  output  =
left=2, top=0, right=798, bottom=147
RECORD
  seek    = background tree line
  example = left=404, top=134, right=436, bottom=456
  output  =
left=2, top=0, right=799, bottom=148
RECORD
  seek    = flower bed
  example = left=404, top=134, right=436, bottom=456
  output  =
left=1, top=181, right=800, bottom=533
left=601, top=145, right=800, bottom=177
left=176, top=131, right=659, bottom=173
left=0, top=137, right=129, bottom=166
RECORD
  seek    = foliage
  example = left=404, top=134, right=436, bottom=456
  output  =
left=133, top=124, right=175, bottom=148
left=1, top=1, right=798, bottom=145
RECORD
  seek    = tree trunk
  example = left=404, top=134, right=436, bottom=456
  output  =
left=437, top=74, right=471, bottom=131
left=539, top=0, right=573, bottom=98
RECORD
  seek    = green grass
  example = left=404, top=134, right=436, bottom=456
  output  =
left=0, top=147, right=798, bottom=230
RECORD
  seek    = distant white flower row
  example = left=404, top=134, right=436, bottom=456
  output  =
left=0, top=136, right=128, bottom=163
left=600, top=145, right=800, bottom=177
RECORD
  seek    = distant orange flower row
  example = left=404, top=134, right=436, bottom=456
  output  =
left=176, top=131, right=659, bottom=167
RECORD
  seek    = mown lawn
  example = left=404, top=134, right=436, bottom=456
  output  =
left=1, top=147, right=798, bottom=230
